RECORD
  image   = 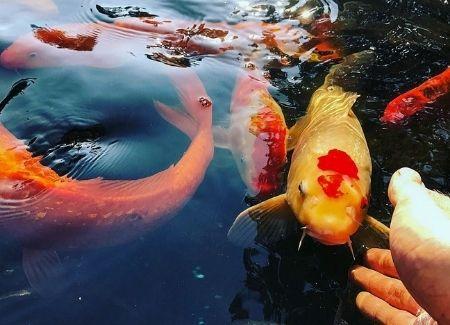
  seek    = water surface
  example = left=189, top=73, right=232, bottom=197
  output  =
left=0, top=0, right=448, bottom=324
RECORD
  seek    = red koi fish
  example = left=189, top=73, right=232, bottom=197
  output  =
left=381, top=67, right=450, bottom=123
left=0, top=73, right=213, bottom=292
left=214, top=72, right=288, bottom=197
left=0, top=16, right=341, bottom=70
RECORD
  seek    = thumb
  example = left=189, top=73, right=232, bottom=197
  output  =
left=388, top=167, right=426, bottom=207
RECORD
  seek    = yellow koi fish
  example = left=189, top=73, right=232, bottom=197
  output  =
left=228, top=52, right=388, bottom=252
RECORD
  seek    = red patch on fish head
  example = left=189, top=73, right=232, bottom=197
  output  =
left=317, top=149, right=359, bottom=179
left=317, top=174, right=344, bottom=198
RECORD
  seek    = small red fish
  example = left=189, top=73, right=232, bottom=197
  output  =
left=381, top=67, right=450, bottom=123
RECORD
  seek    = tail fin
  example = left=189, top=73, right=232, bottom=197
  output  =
left=155, top=71, right=212, bottom=139
left=325, top=50, right=375, bottom=91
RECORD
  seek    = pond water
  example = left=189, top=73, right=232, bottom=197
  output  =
left=0, top=0, right=448, bottom=324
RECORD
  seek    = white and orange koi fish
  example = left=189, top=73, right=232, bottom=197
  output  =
left=0, top=72, right=213, bottom=292
left=214, top=72, right=288, bottom=197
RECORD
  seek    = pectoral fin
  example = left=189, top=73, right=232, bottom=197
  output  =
left=351, top=215, right=390, bottom=253
left=287, top=116, right=308, bottom=151
left=228, top=194, right=297, bottom=247
left=22, top=248, right=66, bottom=297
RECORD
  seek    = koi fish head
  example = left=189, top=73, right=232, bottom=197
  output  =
left=290, top=149, right=368, bottom=245
left=1, top=32, right=59, bottom=69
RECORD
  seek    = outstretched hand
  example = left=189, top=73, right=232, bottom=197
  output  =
left=351, top=168, right=450, bottom=324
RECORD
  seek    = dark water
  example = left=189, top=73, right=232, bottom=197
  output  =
left=0, top=0, right=448, bottom=324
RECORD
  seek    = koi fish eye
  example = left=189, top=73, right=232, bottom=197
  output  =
left=28, top=52, right=38, bottom=59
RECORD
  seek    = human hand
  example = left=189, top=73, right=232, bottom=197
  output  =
left=351, top=167, right=450, bottom=324
left=350, top=248, right=436, bottom=324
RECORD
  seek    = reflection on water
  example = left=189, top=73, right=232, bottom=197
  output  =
left=0, top=0, right=448, bottom=324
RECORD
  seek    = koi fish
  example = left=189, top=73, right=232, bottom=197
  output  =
left=0, top=23, right=153, bottom=69
left=381, top=67, right=450, bottom=123
left=0, top=72, right=213, bottom=293
left=214, top=72, right=288, bottom=197
left=228, top=51, right=388, bottom=252
left=115, top=17, right=341, bottom=65
left=0, top=15, right=341, bottom=70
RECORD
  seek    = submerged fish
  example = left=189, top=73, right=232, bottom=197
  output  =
left=381, top=67, right=450, bottom=123
left=0, top=73, right=214, bottom=292
left=0, top=15, right=341, bottom=70
left=228, top=52, right=388, bottom=251
left=115, top=17, right=341, bottom=66
left=0, top=23, right=149, bottom=69
left=214, top=72, right=288, bottom=197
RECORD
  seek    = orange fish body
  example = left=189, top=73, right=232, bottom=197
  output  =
left=381, top=67, right=450, bottom=123
left=0, top=73, right=214, bottom=250
left=214, top=73, right=288, bottom=197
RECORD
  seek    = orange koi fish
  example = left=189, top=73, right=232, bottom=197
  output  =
left=228, top=52, right=388, bottom=253
left=0, top=73, right=213, bottom=292
left=214, top=72, right=288, bottom=197
left=0, top=15, right=341, bottom=70
left=381, top=67, right=450, bottom=123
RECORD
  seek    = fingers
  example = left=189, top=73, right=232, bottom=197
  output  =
left=388, top=167, right=424, bottom=207
left=350, top=265, right=421, bottom=315
left=364, top=248, right=399, bottom=278
left=356, top=291, right=416, bottom=325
